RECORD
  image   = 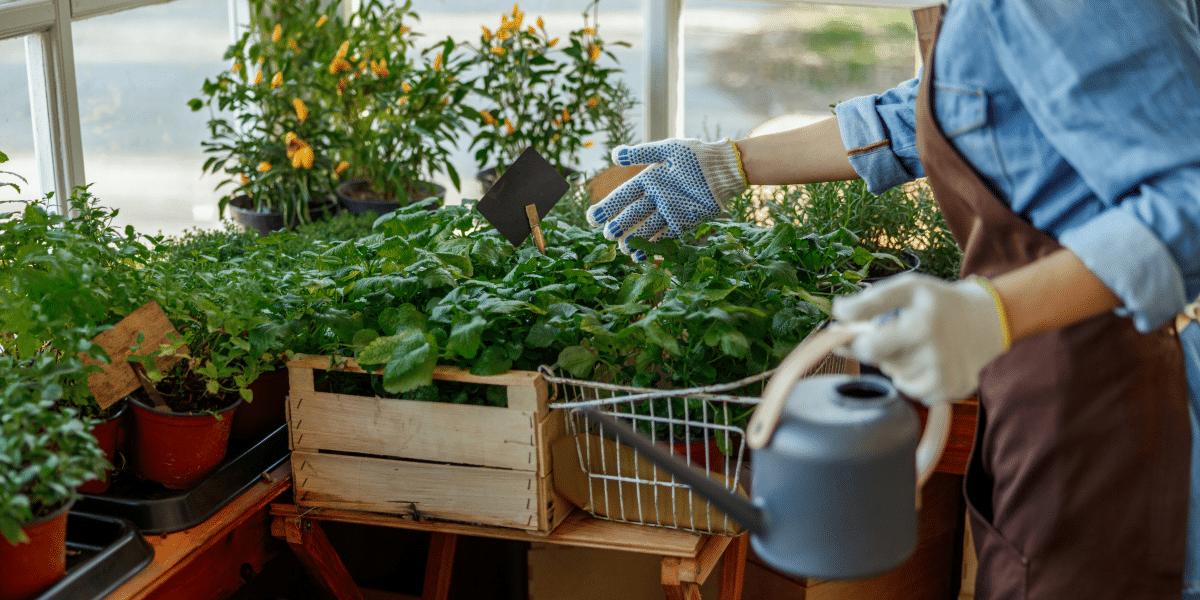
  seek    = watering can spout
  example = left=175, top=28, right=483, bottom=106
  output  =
left=579, top=409, right=767, bottom=536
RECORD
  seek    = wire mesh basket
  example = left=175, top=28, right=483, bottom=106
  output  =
left=542, top=353, right=853, bottom=536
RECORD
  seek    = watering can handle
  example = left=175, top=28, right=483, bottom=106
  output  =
left=747, top=323, right=952, bottom=488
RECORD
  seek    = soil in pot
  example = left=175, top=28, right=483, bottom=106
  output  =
left=127, top=371, right=242, bottom=490
left=864, top=249, right=921, bottom=282
left=228, top=195, right=337, bottom=236
left=0, top=500, right=73, bottom=600
left=337, top=179, right=444, bottom=216
left=78, top=400, right=127, bottom=494
left=229, top=368, right=289, bottom=444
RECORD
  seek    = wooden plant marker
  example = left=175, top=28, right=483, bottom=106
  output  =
left=83, top=300, right=188, bottom=410
left=585, top=164, right=646, bottom=205
left=525, top=203, right=547, bottom=255
left=475, top=147, right=569, bottom=252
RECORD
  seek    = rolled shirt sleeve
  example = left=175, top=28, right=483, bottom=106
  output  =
left=834, top=77, right=925, bottom=194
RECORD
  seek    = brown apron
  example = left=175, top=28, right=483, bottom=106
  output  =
left=912, top=6, right=1190, bottom=598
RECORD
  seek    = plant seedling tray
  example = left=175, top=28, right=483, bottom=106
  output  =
left=74, top=424, right=290, bottom=534
left=34, top=512, right=154, bottom=600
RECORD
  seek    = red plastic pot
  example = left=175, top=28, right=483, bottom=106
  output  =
left=0, top=500, right=72, bottom=600
left=78, top=401, right=127, bottom=494
left=230, top=369, right=289, bottom=443
left=129, top=397, right=240, bottom=490
left=669, top=437, right=728, bottom=473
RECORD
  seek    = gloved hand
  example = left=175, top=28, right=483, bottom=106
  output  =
left=586, top=138, right=749, bottom=261
left=831, top=273, right=1011, bottom=405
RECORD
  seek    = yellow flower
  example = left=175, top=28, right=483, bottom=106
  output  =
left=293, top=98, right=308, bottom=122
left=398, top=95, right=408, bottom=105
left=500, top=14, right=509, bottom=27
left=480, top=110, right=497, bottom=126
left=584, top=141, right=595, bottom=148
left=232, top=63, right=242, bottom=72
left=316, top=15, right=327, bottom=27
left=513, top=13, right=524, bottom=30
left=335, top=160, right=349, bottom=175
left=400, top=25, right=411, bottom=34
left=512, top=3, right=520, bottom=17
left=371, top=59, right=388, bottom=77
left=482, top=26, right=493, bottom=41
left=336, top=41, right=350, bottom=59
left=584, top=27, right=596, bottom=36
left=552, top=133, right=560, bottom=141
left=257, top=161, right=272, bottom=172
left=537, top=16, right=545, bottom=29
left=528, top=26, right=536, bottom=35
left=254, top=70, right=264, bottom=84
left=433, top=52, right=443, bottom=71
left=239, top=173, right=250, bottom=185
left=496, top=28, right=512, bottom=41
left=589, top=44, right=601, bottom=61
left=272, top=24, right=282, bottom=42
left=257, top=56, right=264, bottom=64
left=285, top=131, right=298, bottom=144
left=562, top=108, right=570, bottom=122
left=330, top=57, right=352, bottom=74
left=552, top=117, right=561, bottom=127
left=288, top=39, right=300, bottom=54
left=588, top=95, right=600, bottom=108
left=292, top=145, right=314, bottom=169
left=337, top=76, right=348, bottom=95
left=401, top=82, right=412, bottom=93
left=548, top=38, right=559, bottom=47
left=490, top=46, right=506, bottom=55
left=271, top=72, right=283, bottom=89
left=505, top=118, right=516, bottom=135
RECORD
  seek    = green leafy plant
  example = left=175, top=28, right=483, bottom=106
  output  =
left=189, top=0, right=340, bottom=225
left=466, top=1, right=633, bottom=178
left=0, top=150, right=27, bottom=195
left=315, top=0, right=475, bottom=205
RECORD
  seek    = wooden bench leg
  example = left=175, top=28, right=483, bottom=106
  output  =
left=718, top=535, right=749, bottom=600
left=422, top=532, right=457, bottom=600
left=271, top=516, right=364, bottom=600
left=662, top=556, right=703, bottom=600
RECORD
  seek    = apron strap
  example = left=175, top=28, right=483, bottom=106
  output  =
left=913, top=5, right=947, bottom=64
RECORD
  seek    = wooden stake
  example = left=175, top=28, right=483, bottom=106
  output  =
left=525, top=204, right=547, bottom=255
left=130, top=361, right=172, bottom=412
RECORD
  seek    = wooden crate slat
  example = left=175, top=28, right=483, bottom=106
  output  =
left=293, top=451, right=542, bottom=530
left=290, top=389, right=539, bottom=472
left=535, top=409, right=566, bottom=478
left=287, top=354, right=544, bottom=390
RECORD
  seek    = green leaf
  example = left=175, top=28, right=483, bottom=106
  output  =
left=524, top=321, right=559, bottom=348
left=382, top=332, right=440, bottom=394
left=352, top=329, right=381, bottom=348
left=556, top=345, right=599, bottom=378
left=447, top=314, right=487, bottom=359
left=470, top=345, right=512, bottom=376
left=719, top=330, right=751, bottom=359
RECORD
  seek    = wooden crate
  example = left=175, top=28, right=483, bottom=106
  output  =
left=286, top=354, right=571, bottom=534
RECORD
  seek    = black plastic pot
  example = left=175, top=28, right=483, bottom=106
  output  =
left=228, top=195, right=336, bottom=236
left=336, top=179, right=444, bottom=216
left=33, top=513, right=153, bottom=600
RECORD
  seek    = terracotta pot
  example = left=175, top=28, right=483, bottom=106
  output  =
left=336, top=178, right=444, bottom=216
left=78, top=400, right=128, bottom=494
left=229, top=369, right=289, bottom=443
left=228, top=195, right=336, bottom=236
left=0, top=500, right=72, bottom=600
left=129, top=397, right=241, bottom=490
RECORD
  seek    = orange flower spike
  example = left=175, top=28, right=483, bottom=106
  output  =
left=239, top=173, right=250, bottom=185
left=562, top=108, right=570, bottom=122
left=336, top=76, right=348, bottom=95
left=272, top=24, right=282, bottom=42
left=254, top=70, right=264, bottom=84
left=316, top=15, right=327, bottom=27
left=588, top=95, right=600, bottom=108
left=480, top=110, right=497, bottom=125
left=589, top=44, right=601, bottom=61
left=490, top=46, right=506, bottom=55
left=505, top=118, right=516, bottom=135
left=482, top=26, right=493, bottom=41
left=399, top=25, right=410, bottom=34
left=271, top=72, right=283, bottom=89
left=433, top=52, right=443, bottom=71
left=584, top=141, right=595, bottom=148
left=547, top=38, right=559, bottom=47
left=512, top=3, right=520, bottom=17
left=335, top=160, right=349, bottom=175
left=537, top=16, right=545, bottom=29
left=257, top=56, right=264, bottom=64
left=496, top=28, right=512, bottom=41
left=293, top=98, right=308, bottom=122
left=371, top=59, right=388, bottom=77
left=288, top=39, right=300, bottom=54
left=232, top=63, right=242, bottom=72
left=528, top=26, right=536, bottom=35
left=398, top=95, right=408, bottom=106
left=401, top=82, right=412, bottom=94
left=336, top=41, right=350, bottom=59
left=583, top=27, right=596, bottom=36
left=285, top=131, right=298, bottom=144
left=257, top=161, right=272, bottom=172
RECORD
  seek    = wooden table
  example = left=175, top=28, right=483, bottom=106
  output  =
left=270, top=503, right=749, bottom=600
left=103, top=461, right=293, bottom=600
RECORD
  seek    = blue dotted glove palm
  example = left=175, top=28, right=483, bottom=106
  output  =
left=586, top=138, right=748, bottom=261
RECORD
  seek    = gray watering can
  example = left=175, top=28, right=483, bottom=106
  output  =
left=581, top=324, right=952, bottom=580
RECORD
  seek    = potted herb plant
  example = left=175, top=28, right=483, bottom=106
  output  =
left=0, top=357, right=109, bottom=600
left=315, top=0, right=474, bottom=215
left=189, top=0, right=340, bottom=235
left=467, top=1, right=633, bottom=189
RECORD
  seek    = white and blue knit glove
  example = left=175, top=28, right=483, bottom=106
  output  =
left=586, top=138, right=749, bottom=261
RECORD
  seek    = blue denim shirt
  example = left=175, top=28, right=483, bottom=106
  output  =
left=835, top=0, right=1200, bottom=333
left=834, top=1, right=1200, bottom=595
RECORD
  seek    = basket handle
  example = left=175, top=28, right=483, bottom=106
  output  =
left=746, top=324, right=861, bottom=449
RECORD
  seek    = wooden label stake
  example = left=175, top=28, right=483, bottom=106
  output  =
left=525, top=203, right=547, bottom=255
left=82, top=300, right=188, bottom=410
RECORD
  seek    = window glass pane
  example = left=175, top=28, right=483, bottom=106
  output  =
left=686, top=1, right=916, bottom=138
left=72, top=0, right=230, bottom=236
left=0, top=36, right=44, bottom=205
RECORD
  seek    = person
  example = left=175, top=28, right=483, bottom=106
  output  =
left=587, top=1, right=1200, bottom=598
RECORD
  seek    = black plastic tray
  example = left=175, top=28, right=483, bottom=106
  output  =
left=35, top=512, right=154, bottom=600
left=74, top=424, right=290, bottom=534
